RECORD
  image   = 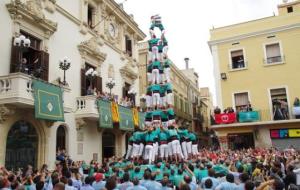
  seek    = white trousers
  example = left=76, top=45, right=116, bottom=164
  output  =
left=152, top=46, right=159, bottom=61
left=181, top=141, right=188, bottom=159
left=192, top=144, right=198, bottom=155
left=164, top=67, right=171, bottom=83
left=152, top=69, right=160, bottom=84
left=186, top=141, right=192, bottom=155
left=160, top=144, right=168, bottom=158
left=163, top=46, right=168, bottom=57
left=160, top=96, right=166, bottom=107
left=138, top=143, right=144, bottom=156
left=171, top=140, right=181, bottom=154
left=166, top=93, right=173, bottom=105
left=147, top=72, right=152, bottom=84
left=144, top=144, right=154, bottom=164
left=146, top=95, right=152, bottom=108
left=152, top=93, right=160, bottom=107
left=168, top=142, right=173, bottom=156
left=125, top=144, right=133, bottom=159
left=132, top=143, right=140, bottom=157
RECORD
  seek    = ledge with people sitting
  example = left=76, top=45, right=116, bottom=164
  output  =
left=213, top=102, right=260, bottom=125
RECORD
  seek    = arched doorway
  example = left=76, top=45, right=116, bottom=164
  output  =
left=102, top=132, right=115, bottom=161
left=56, top=125, right=66, bottom=151
left=5, top=120, right=38, bottom=170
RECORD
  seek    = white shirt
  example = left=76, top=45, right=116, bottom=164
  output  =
left=293, top=168, right=300, bottom=185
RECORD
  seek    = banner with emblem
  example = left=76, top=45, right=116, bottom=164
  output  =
left=132, top=108, right=139, bottom=127
left=288, top=129, right=300, bottom=137
left=215, top=113, right=236, bottom=124
left=98, top=100, right=113, bottom=128
left=111, top=101, right=120, bottom=123
left=118, top=105, right=134, bottom=131
left=33, top=80, right=64, bottom=121
left=138, top=112, right=146, bottom=130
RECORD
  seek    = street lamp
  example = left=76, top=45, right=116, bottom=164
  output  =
left=13, top=35, right=31, bottom=72
left=85, top=68, right=98, bottom=94
left=59, top=57, right=71, bottom=86
left=128, top=88, right=137, bottom=106
left=106, top=77, right=116, bottom=96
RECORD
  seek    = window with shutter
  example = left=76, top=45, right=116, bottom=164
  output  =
left=230, top=49, right=245, bottom=69
left=270, top=88, right=289, bottom=120
left=81, top=69, right=87, bottom=96
left=234, top=92, right=249, bottom=111
left=125, top=35, right=132, bottom=57
left=265, top=43, right=282, bottom=64
left=10, top=37, right=21, bottom=73
left=95, top=76, right=102, bottom=94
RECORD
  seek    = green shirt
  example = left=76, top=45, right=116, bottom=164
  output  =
left=152, top=60, right=161, bottom=68
left=151, top=84, right=161, bottom=92
left=167, top=108, right=175, bottom=116
left=164, top=59, right=171, bottom=67
left=145, top=112, right=152, bottom=119
left=178, top=129, right=189, bottom=139
left=145, top=131, right=155, bottom=142
left=152, top=110, right=162, bottom=117
left=159, top=131, right=168, bottom=141
left=165, top=83, right=172, bottom=91
left=189, top=133, right=197, bottom=141
left=174, top=174, right=184, bottom=187
left=161, top=111, right=168, bottom=121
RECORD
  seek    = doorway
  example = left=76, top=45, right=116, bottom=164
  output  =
left=56, top=125, right=66, bottom=151
left=228, top=133, right=254, bottom=150
left=5, top=120, right=38, bottom=170
left=102, top=132, right=115, bottom=161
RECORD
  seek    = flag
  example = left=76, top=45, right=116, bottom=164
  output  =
left=98, top=100, right=113, bottom=128
left=132, top=108, right=139, bottom=127
left=111, top=101, right=119, bottom=123
left=215, top=113, right=236, bottom=124
left=118, top=105, right=134, bottom=131
left=33, top=80, right=64, bottom=121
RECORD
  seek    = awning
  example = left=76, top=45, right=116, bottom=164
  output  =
left=118, top=105, right=134, bottom=131
left=98, top=100, right=113, bottom=128
left=33, top=80, right=64, bottom=121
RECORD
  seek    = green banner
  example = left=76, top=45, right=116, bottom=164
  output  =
left=138, top=112, right=146, bottom=130
left=33, top=80, right=64, bottom=121
left=118, top=105, right=134, bottom=131
left=98, top=100, right=113, bottom=128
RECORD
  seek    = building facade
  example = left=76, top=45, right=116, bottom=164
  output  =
left=208, top=0, right=300, bottom=150
left=0, top=0, right=145, bottom=169
left=138, top=42, right=203, bottom=135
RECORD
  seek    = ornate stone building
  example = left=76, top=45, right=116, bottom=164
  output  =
left=0, top=0, right=145, bottom=169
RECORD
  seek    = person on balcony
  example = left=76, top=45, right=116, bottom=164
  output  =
left=246, top=101, right=253, bottom=112
left=214, top=107, right=221, bottom=114
left=293, top=97, right=300, bottom=119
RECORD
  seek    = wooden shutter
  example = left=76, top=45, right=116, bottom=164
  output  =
left=96, top=76, right=102, bottom=94
left=10, top=37, right=21, bottom=73
left=81, top=69, right=87, bottom=96
left=40, top=51, right=49, bottom=81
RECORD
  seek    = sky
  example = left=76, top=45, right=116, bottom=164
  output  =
left=116, top=0, right=283, bottom=104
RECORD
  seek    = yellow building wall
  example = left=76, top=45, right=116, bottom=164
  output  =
left=217, top=27, right=300, bottom=121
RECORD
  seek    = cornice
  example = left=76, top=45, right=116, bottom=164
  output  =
left=208, top=23, right=300, bottom=47
left=120, top=64, right=138, bottom=82
left=78, top=37, right=107, bottom=64
left=6, top=0, right=57, bottom=37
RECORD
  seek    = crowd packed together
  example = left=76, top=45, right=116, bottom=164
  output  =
left=1, top=148, right=300, bottom=190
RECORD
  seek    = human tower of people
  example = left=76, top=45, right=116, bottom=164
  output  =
left=125, top=15, right=198, bottom=164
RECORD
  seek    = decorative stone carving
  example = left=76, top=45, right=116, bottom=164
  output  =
left=78, top=36, right=107, bottom=66
left=76, top=118, right=86, bottom=131
left=43, top=0, right=56, bottom=13
left=108, top=64, right=114, bottom=78
left=6, top=0, right=57, bottom=37
left=0, top=105, right=15, bottom=123
left=120, top=64, right=138, bottom=84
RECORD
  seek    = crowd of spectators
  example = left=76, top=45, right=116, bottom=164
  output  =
left=1, top=147, right=300, bottom=190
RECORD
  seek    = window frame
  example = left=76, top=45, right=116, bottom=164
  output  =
left=263, top=41, right=284, bottom=66
left=267, top=86, right=291, bottom=120
left=232, top=90, right=251, bottom=112
left=228, top=47, right=247, bottom=71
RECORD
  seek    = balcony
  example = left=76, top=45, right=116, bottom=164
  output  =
left=0, top=73, right=72, bottom=112
left=212, top=108, right=300, bottom=128
left=75, top=95, right=99, bottom=120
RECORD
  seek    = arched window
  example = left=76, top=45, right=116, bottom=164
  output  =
left=5, top=120, right=38, bottom=170
left=56, top=125, right=66, bottom=151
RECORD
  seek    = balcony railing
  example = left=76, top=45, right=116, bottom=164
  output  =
left=264, top=55, right=285, bottom=64
left=75, top=95, right=99, bottom=119
left=0, top=72, right=72, bottom=111
left=213, top=107, right=300, bottom=126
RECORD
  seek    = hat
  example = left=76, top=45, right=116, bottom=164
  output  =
left=94, top=173, right=104, bottom=182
